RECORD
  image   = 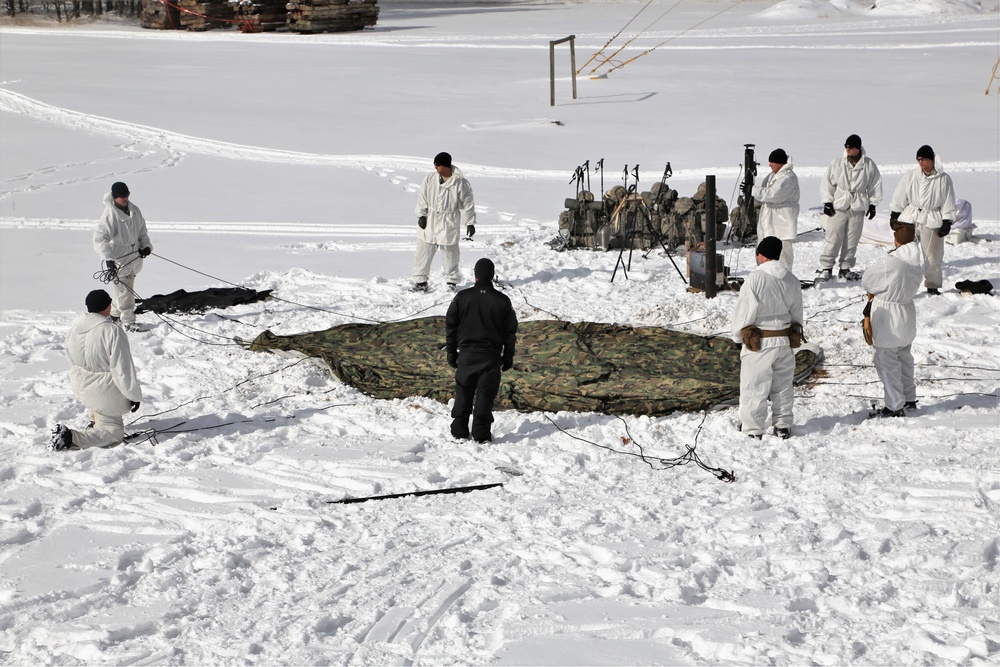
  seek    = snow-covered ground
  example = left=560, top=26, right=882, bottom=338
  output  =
left=1, top=0, right=998, bottom=663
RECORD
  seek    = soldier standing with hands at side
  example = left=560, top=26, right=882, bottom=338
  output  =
left=817, top=134, right=882, bottom=282
left=412, top=152, right=477, bottom=293
left=889, top=145, right=957, bottom=295
left=730, top=236, right=804, bottom=440
left=445, top=258, right=518, bottom=443
left=862, top=224, right=923, bottom=417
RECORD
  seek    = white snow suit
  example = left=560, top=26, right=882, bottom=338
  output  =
left=412, top=167, right=477, bottom=285
left=94, top=193, right=152, bottom=326
left=819, top=150, right=883, bottom=272
left=889, top=162, right=956, bottom=290
left=753, top=159, right=800, bottom=272
left=730, top=259, right=804, bottom=436
left=65, top=312, right=143, bottom=449
left=862, top=242, right=923, bottom=411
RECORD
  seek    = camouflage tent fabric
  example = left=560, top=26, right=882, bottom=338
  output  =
left=249, top=317, right=821, bottom=415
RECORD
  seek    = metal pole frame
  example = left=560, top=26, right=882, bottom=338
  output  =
left=705, top=175, right=717, bottom=299
left=549, top=35, right=577, bottom=107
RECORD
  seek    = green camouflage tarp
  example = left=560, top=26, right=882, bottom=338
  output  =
left=249, top=318, right=821, bottom=416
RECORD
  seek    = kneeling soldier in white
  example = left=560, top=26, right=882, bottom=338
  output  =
left=51, top=290, right=143, bottom=451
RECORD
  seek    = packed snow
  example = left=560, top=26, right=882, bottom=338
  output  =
left=1, top=0, right=998, bottom=663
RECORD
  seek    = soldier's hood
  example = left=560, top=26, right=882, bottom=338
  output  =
left=891, top=241, right=922, bottom=267
left=72, top=312, right=114, bottom=335
left=759, top=259, right=790, bottom=279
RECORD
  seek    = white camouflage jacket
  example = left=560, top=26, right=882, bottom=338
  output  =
left=65, top=313, right=143, bottom=416
left=890, top=162, right=957, bottom=230
left=94, top=193, right=152, bottom=276
left=820, top=150, right=883, bottom=213
left=414, top=167, right=477, bottom=246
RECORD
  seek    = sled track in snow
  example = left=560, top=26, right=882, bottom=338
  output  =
left=0, top=216, right=524, bottom=237
left=2, top=88, right=997, bottom=185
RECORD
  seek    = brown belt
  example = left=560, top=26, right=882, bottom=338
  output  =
left=759, top=328, right=790, bottom=338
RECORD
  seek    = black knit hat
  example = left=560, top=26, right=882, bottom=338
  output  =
left=433, top=152, right=453, bottom=168
left=474, top=258, right=495, bottom=282
left=767, top=148, right=788, bottom=165
left=86, top=289, right=113, bottom=313
left=845, top=134, right=862, bottom=150
left=111, top=181, right=130, bottom=198
left=756, top=236, right=783, bottom=261
left=916, top=144, right=935, bottom=160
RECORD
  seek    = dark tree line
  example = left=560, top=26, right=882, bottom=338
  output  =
left=4, top=0, right=140, bottom=20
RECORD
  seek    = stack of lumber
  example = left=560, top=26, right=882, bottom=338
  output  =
left=286, top=0, right=378, bottom=34
left=229, top=0, right=286, bottom=31
left=176, top=0, right=235, bottom=30
left=140, top=0, right=180, bottom=28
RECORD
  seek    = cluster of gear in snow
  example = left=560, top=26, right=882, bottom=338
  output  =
left=554, top=181, right=730, bottom=251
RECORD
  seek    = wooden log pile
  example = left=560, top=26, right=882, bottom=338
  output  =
left=286, top=0, right=378, bottom=34
left=176, top=0, right=235, bottom=30
left=228, top=0, right=286, bottom=31
left=140, top=0, right=180, bottom=28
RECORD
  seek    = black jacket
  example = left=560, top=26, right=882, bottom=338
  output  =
left=446, top=281, right=518, bottom=363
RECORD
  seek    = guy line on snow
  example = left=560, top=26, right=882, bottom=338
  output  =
left=1, top=88, right=997, bottom=183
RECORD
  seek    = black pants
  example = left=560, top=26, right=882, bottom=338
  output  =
left=451, top=350, right=501, bottom=442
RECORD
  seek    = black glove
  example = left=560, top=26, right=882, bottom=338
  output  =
left=889, top=211, right=901, bottom=230
left=139, top=247, right=151, bottom=258
left=105, top=260, right=118, bottom=276
left=501, top=356, right=513, bottom=372
left=466, top=224, right=476, bottom=239
left=937, top=220, right=952, bottom=238
left=418, top=216, right=427, bottom=229
left=447, top=352, right=458, bottom=369
left=130, top=401, right=140, bottom=413
left=822, top=203, right=835, bottom=217
left=866, top=205, right=876, bottom=220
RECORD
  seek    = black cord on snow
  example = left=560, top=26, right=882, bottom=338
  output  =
left=126, top=356, right=315, bottom=425
left=542, top=413, right=734, bottom=482
left=150, top=252, right=450, bottom=326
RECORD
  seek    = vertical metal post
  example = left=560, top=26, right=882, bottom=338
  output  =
left=550, top=35, right=576, bottom=107
left=705, top=175, right=717, bottom=299
left=549, top=40, right=557, bottom=107
left=569, top=35, right=577, bottom=100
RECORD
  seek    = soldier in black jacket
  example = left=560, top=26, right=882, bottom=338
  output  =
left=445, top=258, right=518, bottom=442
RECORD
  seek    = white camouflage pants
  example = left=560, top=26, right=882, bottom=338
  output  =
left=70, top=410, right=125, bottom=449
left=412, top=239, right=461, bottom=285
left=916, top=225, right=945, bottom=290
left=820, top=209, right=865, bottom=271
left=739, top=345, right=795, bottom=436
left=777, top=240, right=794, bottom=273
left=111, top=272, right=138, bottom=326
left=874, top=344, right=916, bottom=412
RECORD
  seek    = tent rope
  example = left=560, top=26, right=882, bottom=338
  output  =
left=986, top=56, right=1000, bottom=95
left=577, top=0, right=655, bottom=75
left=588, top=0, right=686, bottom=75
left=597, top=0, right=745, bottom=77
